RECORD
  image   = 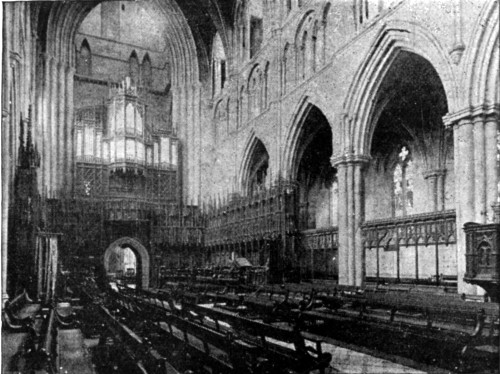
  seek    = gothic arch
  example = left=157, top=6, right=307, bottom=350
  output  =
left=343, top=20, right=458, bottom=157
left=462, top=0, right=499, bottom=109
left=103, top=237, right=150, bottom=289
left=283, top=95, right=336, bottom=180
left=239, top=132, right=270, bottom=194
left=294, top=9, right=315, bottom=45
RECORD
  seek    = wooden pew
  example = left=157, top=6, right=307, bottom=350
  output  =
left=2, top=289, right=38, bottom=331
left=181, top=302, right=332, bottom=374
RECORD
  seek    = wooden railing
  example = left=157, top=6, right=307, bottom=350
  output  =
left=362, top=210, right=457, bottom=285
left=363, top=210, right=456, bottom=247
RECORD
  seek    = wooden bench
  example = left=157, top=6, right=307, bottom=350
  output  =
left=2, top=289, right=38, bottom=331
left=183, top=302, right=332, bottom=374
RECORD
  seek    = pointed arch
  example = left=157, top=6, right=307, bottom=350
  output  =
left=239, top=132, right=270, bottom=194
left=294, top=9, right=315, bottom=45
left=343, top=21, right=458, bottom=157
left=462, top=0, right=499, bottom=109
left=103, top=237, right=150, bottom=289
left=283, top=95, right=335, bottom=180
left=129, top=50, right=140, bottom=84
left=141, top=53, right=152, bottom=88
left=76, top=38, right=91, bottom=76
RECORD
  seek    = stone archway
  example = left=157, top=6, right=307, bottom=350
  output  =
left=103, top=237, right=150, bottom=289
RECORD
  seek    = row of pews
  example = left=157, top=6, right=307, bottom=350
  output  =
left=72, top=276, right=333, bottom=374
left=63, top=269, right=498, bottom=374
left=2, top=289, right=84, bottom=373
left=148, top=280, right=499, bottom=373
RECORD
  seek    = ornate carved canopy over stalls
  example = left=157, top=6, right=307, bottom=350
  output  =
left=204, top=180, right=298, bottom=282
left=74, top=77, right=179, bottom=201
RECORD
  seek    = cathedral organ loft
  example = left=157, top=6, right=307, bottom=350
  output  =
left=2, top=1, right=499, bottom=373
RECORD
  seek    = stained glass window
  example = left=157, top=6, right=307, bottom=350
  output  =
left=393, top=146, right=414, bottom=217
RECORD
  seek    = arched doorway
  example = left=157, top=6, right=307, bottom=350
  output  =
left=103, top=237, right=150, bottom=289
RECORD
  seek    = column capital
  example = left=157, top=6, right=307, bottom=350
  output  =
left=330, top=153, right=370, bottom=168
left=443, top=103, right=499, bottom=128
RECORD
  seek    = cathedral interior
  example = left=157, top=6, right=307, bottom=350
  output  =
left=1, top=0, right=499, bottom=373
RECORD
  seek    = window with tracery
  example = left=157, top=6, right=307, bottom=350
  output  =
left=393, top=146, right=414, bottom=217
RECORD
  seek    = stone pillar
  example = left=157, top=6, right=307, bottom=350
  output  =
left=456, top=118, right=475, bottom=294
left=65, top=66, right=75, bottom=193
left=41, top=54, right=51, bottom=194
left=57, top=61, right=65, bottom=192
left=2, top=7, right=12, bottom=305
left=335, top=162, right=349, bottom=285
left=424, top=169, right=446, bottom=212
left=473, top=116, right=486, bottom=223
left=444, top=106, right=499, bottom=294
left=332, top=154, right=369, bottom=286
left=50, top=56, right=58, bottom=194
left=436, top=171, right=446, bottom=211
left=424, top=172, right=438, bottom=211
left=485, top=116, right=498, bottom=222
left=353, top=162, right=365, bottom=287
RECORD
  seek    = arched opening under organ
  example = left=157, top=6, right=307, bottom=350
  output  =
left=364, top=51, right=454, bottom=285
left=103, top=237, right=150, bottom=289
left=106, top=246, right=137, bottom=285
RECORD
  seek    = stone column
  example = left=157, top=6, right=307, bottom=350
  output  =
left=353, top=161, right=365, bottom=287
left=424, top=169, right=446, bottom=212
left=346, top=162, right=355, bottom=284
left=50, top=56, right=58, bottom=194
left=444, top=106, right=499, bottom=295
left=424, top=172, right=438, bottom=212
left=484, top=115, right=498, bottom=222
left=65, top=66, right=75, bottom=193
left=436, top=171, right=446, bottom=211
left=455, top=118, right=475, bottom=294
left=473, top=116, right=486, bottom=223
left=335, top=162, right=349, bottom=285
left=57, top=61, right=65, bottom=192
left=332, top=154, right=369, bottom=286
left=2, top=7, right=12, bottom=305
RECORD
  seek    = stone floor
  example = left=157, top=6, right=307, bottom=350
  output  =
left=58, top=329, right=95, bottom=374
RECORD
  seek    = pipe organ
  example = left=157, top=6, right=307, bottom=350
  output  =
left=74, top=77, right=179, bottom=200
